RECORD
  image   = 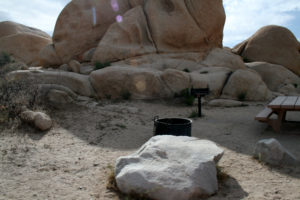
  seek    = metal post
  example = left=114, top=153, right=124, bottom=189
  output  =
left=198, top=95, right=202, bottom=117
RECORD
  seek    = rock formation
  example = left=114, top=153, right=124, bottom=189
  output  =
left=233, top=25, right=300, bottom=76
left=0, top=21, right=51, bottom=65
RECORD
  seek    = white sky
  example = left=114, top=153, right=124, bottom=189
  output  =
left=0, top=0, right=299, bottom=47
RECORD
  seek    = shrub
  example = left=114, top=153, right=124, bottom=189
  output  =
left=188, top=110, right=198, bottom=118
left=94, top=61, right=111, bottom=70
left=293, top=83, right=298, bottom=88
left=175, top=88, right=195, bottom=106
left=0, top=63, right=38, bottom=123
left=183, top=68, right=190, bottom=73
left=242, top=57, right=251, bottom=63
left=237, top=91, right=247, bottom=101
left=121, top=90, right=131, bottom=100
left=0, top=52, right=12, bottom=67
left=0, top=79, right=38, bottom=122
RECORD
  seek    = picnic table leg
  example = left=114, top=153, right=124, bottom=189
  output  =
left=268, top=110, right=286, bottom=132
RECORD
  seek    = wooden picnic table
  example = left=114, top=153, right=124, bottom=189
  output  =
left=255, top=96, right=300, bottom=132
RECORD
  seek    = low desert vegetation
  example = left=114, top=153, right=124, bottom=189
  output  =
left=94, top=61, right=111, bottom=70
left=175, top=88, right=195, bottom=106
left=0, top=53, right=38, bottom=124
left=237, top=91, right=247, bottom=101
left=121, top=90, right=132, bottom=100
left=188, top=110, right=198, bottom=118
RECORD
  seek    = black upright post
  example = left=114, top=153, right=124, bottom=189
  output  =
left=198, top=95, right=202, bottom=117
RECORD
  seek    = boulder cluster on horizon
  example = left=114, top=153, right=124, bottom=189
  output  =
left=0, top=0, right=300, bottom=102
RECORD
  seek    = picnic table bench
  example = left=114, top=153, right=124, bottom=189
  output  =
left=255, top=96, right=300, bottom=132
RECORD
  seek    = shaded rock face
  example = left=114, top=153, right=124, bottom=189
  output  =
left=39, top=44, right=63, bottom=67
left=0, top=21, right=51, bottom=65
left=233, top=25, right=300, bottom=76
left=247, top=62, right=300, bottom=94
left=222, top=69, right=272, bottom=101
left=53, top=0, right=225, bottom=64
left=115, top=135, right=224, bottom=200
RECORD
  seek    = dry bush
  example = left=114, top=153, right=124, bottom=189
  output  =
left=0, top=53, right=38, bottom=124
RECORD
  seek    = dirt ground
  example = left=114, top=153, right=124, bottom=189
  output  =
left=0, top=99, right=300, bottom=200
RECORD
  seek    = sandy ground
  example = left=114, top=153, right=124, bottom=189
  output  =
left=0, top=99, right=300, bottom=200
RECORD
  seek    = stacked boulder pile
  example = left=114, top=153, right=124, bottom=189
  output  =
left=0, top=0, right=300, bottom=102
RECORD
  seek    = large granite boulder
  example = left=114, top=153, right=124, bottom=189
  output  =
left=233, top=25, right=300, bottom=76
left=52, top=0, right=131, bottom=63
left=222, top=69, right=272, bottom=101
left=247, top=62, right=300, bottom=94
left=0, top=21, right=51, bottom=65
left=90, top=66, right=171, bottom=99
left=6, top=69, right=95, bottom=97
left=254, top=138, right=299, bottom=166
left=115, top=135, right=224, bottom=200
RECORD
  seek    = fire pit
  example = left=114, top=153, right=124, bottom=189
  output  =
left=153, top=117, right=192, bottom=136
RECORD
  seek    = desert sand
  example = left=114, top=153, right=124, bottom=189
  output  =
left=1, top=99, right=300, bottom=200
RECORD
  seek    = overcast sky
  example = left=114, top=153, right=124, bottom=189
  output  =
left=0, top=0, right=299, bottom=47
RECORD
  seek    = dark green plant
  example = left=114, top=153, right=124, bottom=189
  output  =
left=121, top=90, right=131, bottom=100
left=242, top=57, right=251, bottom=63
left=188, top=110, right=198, bottom=118
left=293, top=83, right=298, bottom=88
left=237, top=91, right=247, bottom=101
left=0, top=52, right=12, bottom=67
left=183, top=68, right=190, bottom=73
left=174, top=88, right=195, bottom=106
left=116, top=124, right=127, bottom=129
left=94, top=61, right=111, bottom=70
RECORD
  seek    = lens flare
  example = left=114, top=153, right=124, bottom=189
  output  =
left=116, top=15, right=123, bottom=23
left=92, top=7, right=97, bottom=26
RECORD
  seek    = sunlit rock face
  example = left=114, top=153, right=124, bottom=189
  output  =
left=92, top=0, right=226, bottom=63
left=52, top=0, right=225, bottom=64
left=52, top=0, right=131, bottom=63
left=232, top=25, right=300, bottom=76
left=0, top=21, right=51, bottom=65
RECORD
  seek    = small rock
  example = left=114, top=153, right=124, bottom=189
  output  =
left=20, top=110, right=53, bottom=131
left=254, top=138, right=299, bottom=166
left=68, top=60, right=81, bottom=73
left=20, top=110, right=36, bottom=123
left=33, top=112, right=52, bottom=131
